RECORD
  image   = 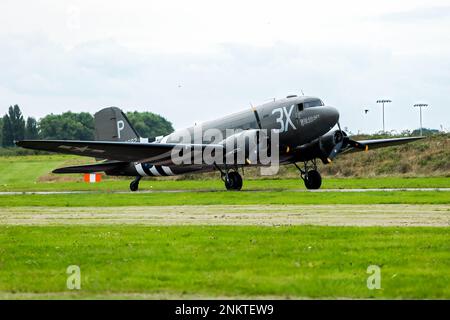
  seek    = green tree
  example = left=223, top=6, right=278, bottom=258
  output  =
left=412, top=128, right=439, bottom=136
left=25, top=117, right=39, bottom=139
left=126, top=111, right=174, bottom=138
left=2, top=115, right=14, bottom=147
left=8, top=105, right=26, bottom=142
left=39, top=112, right=95, bottom=140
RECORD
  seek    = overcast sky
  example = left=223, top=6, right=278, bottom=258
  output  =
left=0, top=0, right=449, bottom=133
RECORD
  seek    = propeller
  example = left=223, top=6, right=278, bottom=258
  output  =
left=326, top=122, right=344, bottom=162
left=326, top=123, right=368, bottom=162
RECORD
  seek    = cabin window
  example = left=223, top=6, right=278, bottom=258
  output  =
left=304, top=99, right=324, bottom=109
left=297, top=103, right=304, bottom=111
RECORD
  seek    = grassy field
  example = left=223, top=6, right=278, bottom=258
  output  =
left=0, top=190, right=449, bottom=207
left=0, top=225, right=448, bottom=299
left=0, top=154, right=448, bottom=300
left=0, top=155, right=70, bottom=187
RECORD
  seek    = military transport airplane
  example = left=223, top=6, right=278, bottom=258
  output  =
left=17, top=95, right=423, bottom=191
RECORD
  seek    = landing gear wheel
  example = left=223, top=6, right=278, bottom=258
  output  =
left=130, top=177, right=141, bottom=192
left=304, top=170, right=322, bottom=190
left=225, top=171, right=243, bottom=191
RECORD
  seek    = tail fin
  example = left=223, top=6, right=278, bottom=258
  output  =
left=94, top=107, right=140, bottom=142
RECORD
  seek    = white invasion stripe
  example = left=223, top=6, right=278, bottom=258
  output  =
left=135, top=163, right=148, bottom=176
left=162, top=166, right=174, bottom=176
left=150, top=166, right=161, bottom=176
left=89, top=174, right=96, bottom=183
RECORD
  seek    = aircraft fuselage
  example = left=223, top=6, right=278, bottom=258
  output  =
left=111, top=95, right=339, bottom=177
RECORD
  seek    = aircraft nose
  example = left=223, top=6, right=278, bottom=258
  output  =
left=323, top=106, right=340, bottom=128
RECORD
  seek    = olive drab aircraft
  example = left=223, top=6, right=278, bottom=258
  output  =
left=17, top=95, right=423, bottom=191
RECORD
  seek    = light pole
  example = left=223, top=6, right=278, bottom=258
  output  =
left=414, top=103, right=428, bottom=136
left=376, top=99, right=392, bottom=133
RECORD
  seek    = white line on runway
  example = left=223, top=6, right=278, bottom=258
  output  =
left=0, top=188, right=449, bottom=195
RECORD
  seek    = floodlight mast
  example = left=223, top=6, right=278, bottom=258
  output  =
left=414, top=103, right=429, bottom=136
left=376, top=99, right=392, bottom=133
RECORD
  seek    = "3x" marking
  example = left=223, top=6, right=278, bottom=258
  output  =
left=272, top=105, right=297, bottom=133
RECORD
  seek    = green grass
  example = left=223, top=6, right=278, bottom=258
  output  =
left=0, top=155, right=69, bottom=186
left=0, top=225, right=448, bottom=299
left=0, top=190, right=448, bottom=207
left=1, top=155, right=448, bottom=300
left=2, top=177, right=450, bottom=193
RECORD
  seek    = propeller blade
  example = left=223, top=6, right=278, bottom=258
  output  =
left=327, top=127, right=345, bottom=162
left=328, top=140, right=343, bottom=161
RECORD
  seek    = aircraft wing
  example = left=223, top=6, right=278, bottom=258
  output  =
left=16, top=140, right=223, bottom=165
left=341, top=136, right=424, bottom=154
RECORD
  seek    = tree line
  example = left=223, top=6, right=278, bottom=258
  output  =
left=1, top=105, right=174, bottom=147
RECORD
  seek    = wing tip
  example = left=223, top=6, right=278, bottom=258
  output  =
left=404, top=136, right=426, bottom=142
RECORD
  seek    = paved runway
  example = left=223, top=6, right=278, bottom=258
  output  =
left=0, top=188, right=449, bottom=195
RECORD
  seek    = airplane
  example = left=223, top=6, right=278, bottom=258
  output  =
left=16, top=95, right=423, bottom=191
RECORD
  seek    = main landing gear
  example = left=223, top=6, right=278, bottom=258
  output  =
left=224, top=171, right=243, bottom=191
left=130, top=176, right=141, bottom=192
left=215, top=165, right=243, bottom=191
left=294, top=160, right=322, bottom=190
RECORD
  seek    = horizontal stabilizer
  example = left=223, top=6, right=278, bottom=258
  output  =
left=53, top=161, right=128, bottom=174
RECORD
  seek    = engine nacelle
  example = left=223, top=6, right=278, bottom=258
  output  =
left=294, top=130, right=345, bottom=164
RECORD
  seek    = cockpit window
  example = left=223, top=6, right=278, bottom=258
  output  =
left=304, top=99, right=324, bottom=108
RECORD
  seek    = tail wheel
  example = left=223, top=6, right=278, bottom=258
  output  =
left=225, top=171, right=243, bottom=191
left=304, top=170, right=322, bottom=190
left=130, top=177, right=141, bottom=192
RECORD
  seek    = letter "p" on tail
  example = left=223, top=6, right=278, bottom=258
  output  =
left=117, top=120, right=125, bottom=139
